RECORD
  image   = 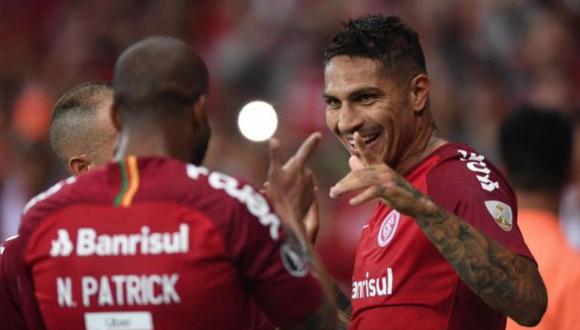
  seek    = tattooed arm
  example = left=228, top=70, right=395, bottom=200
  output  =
left=333, top=283, right=352, bottom=330
left=412, top=201, right=546, bottom=326
left=268, top=134, right=338, bottom=330
left=279, top=225, right=338, bottom=330
left=330, top=133, right=547, bottom=326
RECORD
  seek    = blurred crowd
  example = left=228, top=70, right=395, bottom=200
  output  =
left=0, top=0, right=579, bottom=286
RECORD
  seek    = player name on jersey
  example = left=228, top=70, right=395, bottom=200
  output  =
left=50, top=224, right=189, bottom=257
left=56, top=273, right=181, bottom=308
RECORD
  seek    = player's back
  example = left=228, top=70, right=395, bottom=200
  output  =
left=12, top=156, right=318, bottom=330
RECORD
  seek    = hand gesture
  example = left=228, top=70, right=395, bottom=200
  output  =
left=329, top=132, right=436, bottom=218
left=267, top=132, right=321, bottom=233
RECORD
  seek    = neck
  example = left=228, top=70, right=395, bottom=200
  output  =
left=515, top=190, right=561, bottom=215
left=114, top=122, right=188, bottom=162
left=396, top=123, right=447, bottom=174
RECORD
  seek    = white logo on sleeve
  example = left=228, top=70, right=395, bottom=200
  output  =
left=458, top=150, right=500, bottom=192
left=50, top=229, right=74, bottom=257
left=484, top=200, right=513, bottom=231
left=377, top=211, right=400, bottom=247
left=280, top=243, right=308, bottom=277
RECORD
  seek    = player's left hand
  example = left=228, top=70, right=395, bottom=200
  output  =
left=329, top=132, right=436, bottom=218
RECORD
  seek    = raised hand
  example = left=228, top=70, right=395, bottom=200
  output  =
left=267, top=132, right=321, bottom=233
left=329, top=132, right=436, bottom=218
left=303, top=188, right=320, bottom=243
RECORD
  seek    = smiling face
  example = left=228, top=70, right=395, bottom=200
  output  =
left=324, top=55, right=427, bottom=169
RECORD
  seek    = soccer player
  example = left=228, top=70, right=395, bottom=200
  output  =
left=0, top=82, right=118, bottom=330
left=322, top=15, right=547, bottom=329
left=500, top=106, right=580, bottom=330
left=0, top=37, right=336, bottom=329
left=49, top=82, right=117, bottom=175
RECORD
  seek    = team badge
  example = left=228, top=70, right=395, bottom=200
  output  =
left=377, top=210, right=400, bottom=247
left=484, top=200, right=513, bottom=231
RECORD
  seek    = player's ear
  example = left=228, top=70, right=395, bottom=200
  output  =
left=110, top=101, right=122, bottom=132
left=68, top=155, right=91, bottom=175
left=191, top=95, right=208, bottom=127
left=409, top=74, right=430, bottom=113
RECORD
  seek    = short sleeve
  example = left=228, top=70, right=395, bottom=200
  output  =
left=0, top=237, right=28, bottom=330
left=427, top=150, right=533, bottom=260
left=216, top=181, right=324, bottom=326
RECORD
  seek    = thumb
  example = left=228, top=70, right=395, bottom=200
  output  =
left=349, top=155, right=365, bottom=171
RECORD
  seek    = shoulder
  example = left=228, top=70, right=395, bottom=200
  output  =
left=20, top=176, right=78, bottom=227
left=20, top=160, right=131, bottom=233
left=426, top=143, right=513, bottom=199
left=174, top=162, right=282, bottom=242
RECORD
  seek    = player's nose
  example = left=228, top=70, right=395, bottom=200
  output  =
left=337, top=103, right=364, bottom=134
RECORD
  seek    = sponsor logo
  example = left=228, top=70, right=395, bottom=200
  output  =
left=50, top=230, right=74, bottom=257
left=57, top=273, right=180, bottom=308
left=351, top=269, right=394, bottom=300
left=377, top=211, right=399, bottom=248
left=186, top=164, right=281, bottom=241
left=458, top=150, right=499, bottom=192
left=484, top=200, right=513, bottom=231
left=50, top=225, right=189, bottom=257
left=84, top=312, right=153, bottom=330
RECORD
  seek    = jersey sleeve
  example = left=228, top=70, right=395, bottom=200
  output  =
left=217, top=180, right=324, bottom=326
left=0, top=237, right=28, bottom=330
left=427, top=150, right=533, bottom=260
left=0, top=235, right=44, bottom=330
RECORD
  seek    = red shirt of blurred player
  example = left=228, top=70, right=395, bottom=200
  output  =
left=2, top=157, right=323, bottom=329
left=0, top=37, right=335, bottom=330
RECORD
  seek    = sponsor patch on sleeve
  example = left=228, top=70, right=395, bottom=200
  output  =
left=484, top=200, right=513, bottom=231
left=280, top=229, right=310, bottom=277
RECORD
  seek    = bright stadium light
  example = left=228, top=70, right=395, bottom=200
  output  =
left=237, top=100, right=278, bottom=142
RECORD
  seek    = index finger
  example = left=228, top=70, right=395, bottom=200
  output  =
left=354, top=132, right=380, bottom=166
left=289, top=132, right=322, bottom=168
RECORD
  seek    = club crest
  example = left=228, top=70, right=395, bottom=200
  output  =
left=377, top=210, right=400, bottom=247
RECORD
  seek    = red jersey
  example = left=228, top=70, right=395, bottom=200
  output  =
left=349, top=143, right=534, bottom=330
left=0, top=156, right=322, bottom=330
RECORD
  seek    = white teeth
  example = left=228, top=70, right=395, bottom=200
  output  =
left=346, top=134, right=378, bottom=148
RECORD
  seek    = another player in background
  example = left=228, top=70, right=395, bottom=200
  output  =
left=49, top=82, right=117, bottom=175
left=0, top=82, right=118, bottom=329
left=0, top=37, right=336, bottom=329
left=322, top=15, right=547, bottom=329
left=500, top=106, right=580, bottom=330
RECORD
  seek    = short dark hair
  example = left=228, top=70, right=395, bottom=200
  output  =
left=323, top=15, right=426, bottom=79
left=50, top=82, right=112, bottom=162
left=499, top=105, right=573, bottom=193
left=113, top=37, right=209, bottom=118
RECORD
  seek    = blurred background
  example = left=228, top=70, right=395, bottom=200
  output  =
left=0, top=0, right=579, bottom=288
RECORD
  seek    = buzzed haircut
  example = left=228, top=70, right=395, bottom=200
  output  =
left=113, top=36, right=209, bottom=118
left=499, top=105, right=573, bottom=194
left=50, top=82, right=113, bottom=163
left=323, top=15, right=427, bottom=79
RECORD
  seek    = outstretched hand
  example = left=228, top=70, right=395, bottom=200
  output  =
left=329, top=132, right=436, bottom=218
left=267, top=132, right=321, bottom=235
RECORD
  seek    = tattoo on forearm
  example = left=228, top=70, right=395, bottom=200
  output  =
left=415, top=203, right=545, bottom=322
left=376, top=176, right=545, bottom=323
